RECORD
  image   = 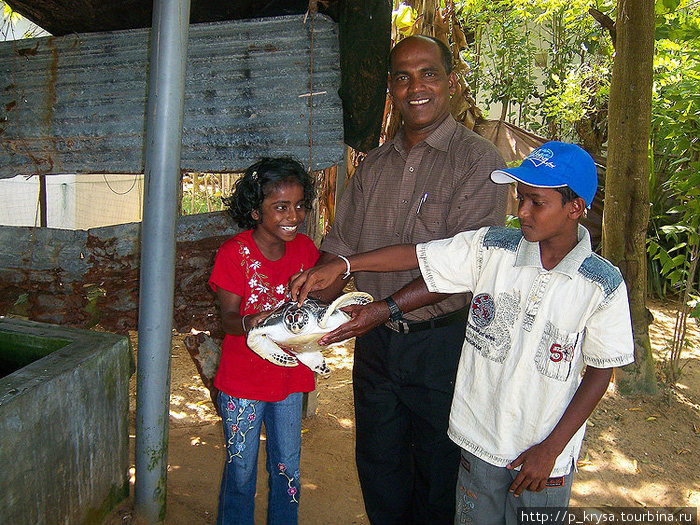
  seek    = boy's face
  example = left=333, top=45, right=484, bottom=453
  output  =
left=516, top=183, right=582, bottom=245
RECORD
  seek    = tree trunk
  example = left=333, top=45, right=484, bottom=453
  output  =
left=602, top=0, right=656, bottom=394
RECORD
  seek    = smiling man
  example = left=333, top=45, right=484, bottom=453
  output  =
left=310, top=35, right=508, bottom=525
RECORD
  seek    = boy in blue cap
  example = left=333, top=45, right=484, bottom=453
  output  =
left=289, top=141, right=635, bottom=523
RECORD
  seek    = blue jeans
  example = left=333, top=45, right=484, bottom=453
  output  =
left=217, top=391, right=303, bottom=525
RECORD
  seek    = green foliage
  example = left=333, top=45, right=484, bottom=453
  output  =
left=541, top=59, right=610, bottom=144
left=649, top=0, right=700, bottom=382
left=648, top=1, right=700, bottom=299
left=181, top=187, right=225, bottom=215
left=458, top=1, right=538, bottom=125
left=456, top=0, right=614, bottom=140
left=505, top=215, right=521, bottom=228
left=181, top=173, right=234, bottom=216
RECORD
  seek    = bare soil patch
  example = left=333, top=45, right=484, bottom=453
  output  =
left=106, top=299, right=699, bottom=524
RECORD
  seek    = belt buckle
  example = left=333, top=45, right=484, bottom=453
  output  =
left=385, top=319, right=410, bottom=334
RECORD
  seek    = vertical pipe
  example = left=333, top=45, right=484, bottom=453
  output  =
left=134, top=0, right=191, bottom=522
left=39, top=175, right=47, bottom=227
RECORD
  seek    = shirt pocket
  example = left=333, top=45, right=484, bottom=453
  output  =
left=411, top=198, right=449, bottom=240
left=534, top=321, right=582, bottom=382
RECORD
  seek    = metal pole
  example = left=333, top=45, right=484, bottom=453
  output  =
left=134, top=0, right=191, bottom=522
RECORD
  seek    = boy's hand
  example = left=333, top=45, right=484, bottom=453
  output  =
left=506, top=441, right=559, bottom=496
left=246, top=309, right=275, bottom=330
left=289, top=258, right=346, bottom=305
left=505, top=366, right=612, bottom=497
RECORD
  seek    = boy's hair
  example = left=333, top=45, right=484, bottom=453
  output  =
left=223, top=157, right=316, bottom=230
left=389, top=35, right=453, bottom=74
left=554, top=186, right=581, bottom=205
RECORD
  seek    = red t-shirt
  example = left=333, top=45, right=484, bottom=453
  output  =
left=209, top=229, right=319, bottom=401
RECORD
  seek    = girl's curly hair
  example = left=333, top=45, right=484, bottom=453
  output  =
left=222, top=157, right=316, bottom=230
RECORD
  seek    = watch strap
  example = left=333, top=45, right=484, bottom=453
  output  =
left=384, top=296, right=403, bottom=322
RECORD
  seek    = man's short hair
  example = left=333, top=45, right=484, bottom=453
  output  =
left=389, top=35, right=453, bottom=74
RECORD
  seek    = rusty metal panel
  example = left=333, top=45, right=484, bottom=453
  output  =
left=0, top=15, right=343, bottom=178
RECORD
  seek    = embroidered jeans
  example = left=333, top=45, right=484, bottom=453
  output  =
left=217, top=391, right=303, bottom=525
left=455, top=449, right=573, bottom=525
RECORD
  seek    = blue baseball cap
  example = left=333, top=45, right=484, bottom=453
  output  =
left=490, top=141, right=598, bottom=207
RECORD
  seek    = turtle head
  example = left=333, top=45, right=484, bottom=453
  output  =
left=283, top=304, right=311, bottom=334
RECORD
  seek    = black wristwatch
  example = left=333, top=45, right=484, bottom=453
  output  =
left=384, top=296, right=403, bottom=322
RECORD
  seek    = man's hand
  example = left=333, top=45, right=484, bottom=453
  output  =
left=289, top=258, right=347, bottom=305
left=318, top=301, right=391, bottom=345
left=506, top=441, right=560, bottom=496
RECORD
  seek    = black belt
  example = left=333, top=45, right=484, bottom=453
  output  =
left=385, top=305, right=469, bottom=334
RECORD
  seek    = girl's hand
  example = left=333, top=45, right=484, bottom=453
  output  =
left=289, top=258, right=346, bottom=305
left=243, top=309, right=274, bottom=332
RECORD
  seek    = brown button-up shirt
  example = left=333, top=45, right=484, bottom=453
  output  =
left=321, top=116, right=508, bottom=321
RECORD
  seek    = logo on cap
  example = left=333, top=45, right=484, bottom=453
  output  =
left=527, top=147, right=555, bottom=169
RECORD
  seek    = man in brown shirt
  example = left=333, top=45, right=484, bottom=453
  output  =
left=316, top=35, right=507, bottom=525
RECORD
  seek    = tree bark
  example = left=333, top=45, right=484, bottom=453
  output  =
left=602, top=0, right=656, bottom=394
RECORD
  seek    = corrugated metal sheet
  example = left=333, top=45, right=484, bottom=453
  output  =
left=0, top=15, right=343, bottom=178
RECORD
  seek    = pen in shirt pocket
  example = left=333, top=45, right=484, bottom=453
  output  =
left=416, top=192, right=429, bottom=214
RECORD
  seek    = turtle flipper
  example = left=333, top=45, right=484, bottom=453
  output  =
left=318, top=292, right=374, bottom=328
left=247, top=332, right=299, bottom=367
left=295, top=350, right=331, bottom=377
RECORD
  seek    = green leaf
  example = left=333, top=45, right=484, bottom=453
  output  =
left=667, top=269, right=682, bottom=286
left=663, top=0, right=681, bottom=10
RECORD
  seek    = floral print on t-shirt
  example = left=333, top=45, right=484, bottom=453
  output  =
left=237, top=241, right=287, bottom=312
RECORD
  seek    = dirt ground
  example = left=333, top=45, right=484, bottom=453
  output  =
left=105, top=299, right=700, bottom=524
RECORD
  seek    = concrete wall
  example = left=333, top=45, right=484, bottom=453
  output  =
left=0, top=317, right=132, bottom=525
left=0, top=211, right=239, bottom=335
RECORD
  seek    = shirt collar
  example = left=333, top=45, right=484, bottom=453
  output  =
left=514, top=224, right=592, bottom=278
left=392, top=115, right=456, bottom=156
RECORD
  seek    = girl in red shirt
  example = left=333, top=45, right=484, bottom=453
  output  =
left=209, top=158, right=319, bottom=525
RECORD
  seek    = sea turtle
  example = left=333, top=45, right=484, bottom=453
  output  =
left=247, top=291, right=373, bottom=375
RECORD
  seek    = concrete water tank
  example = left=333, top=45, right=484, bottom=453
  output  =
left=0, top=317, right=133, bottom=525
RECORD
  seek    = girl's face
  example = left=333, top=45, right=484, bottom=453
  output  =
left=252, top=181, right=307, bottom=245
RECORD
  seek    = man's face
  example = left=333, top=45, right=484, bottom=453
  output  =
left=388, top=37, right=456, bottom=137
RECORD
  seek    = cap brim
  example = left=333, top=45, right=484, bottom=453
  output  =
left=490, top=166, right=567, bottom=189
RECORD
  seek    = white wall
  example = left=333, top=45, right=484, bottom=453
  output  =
left=0, top=174, right=144, bottom=229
